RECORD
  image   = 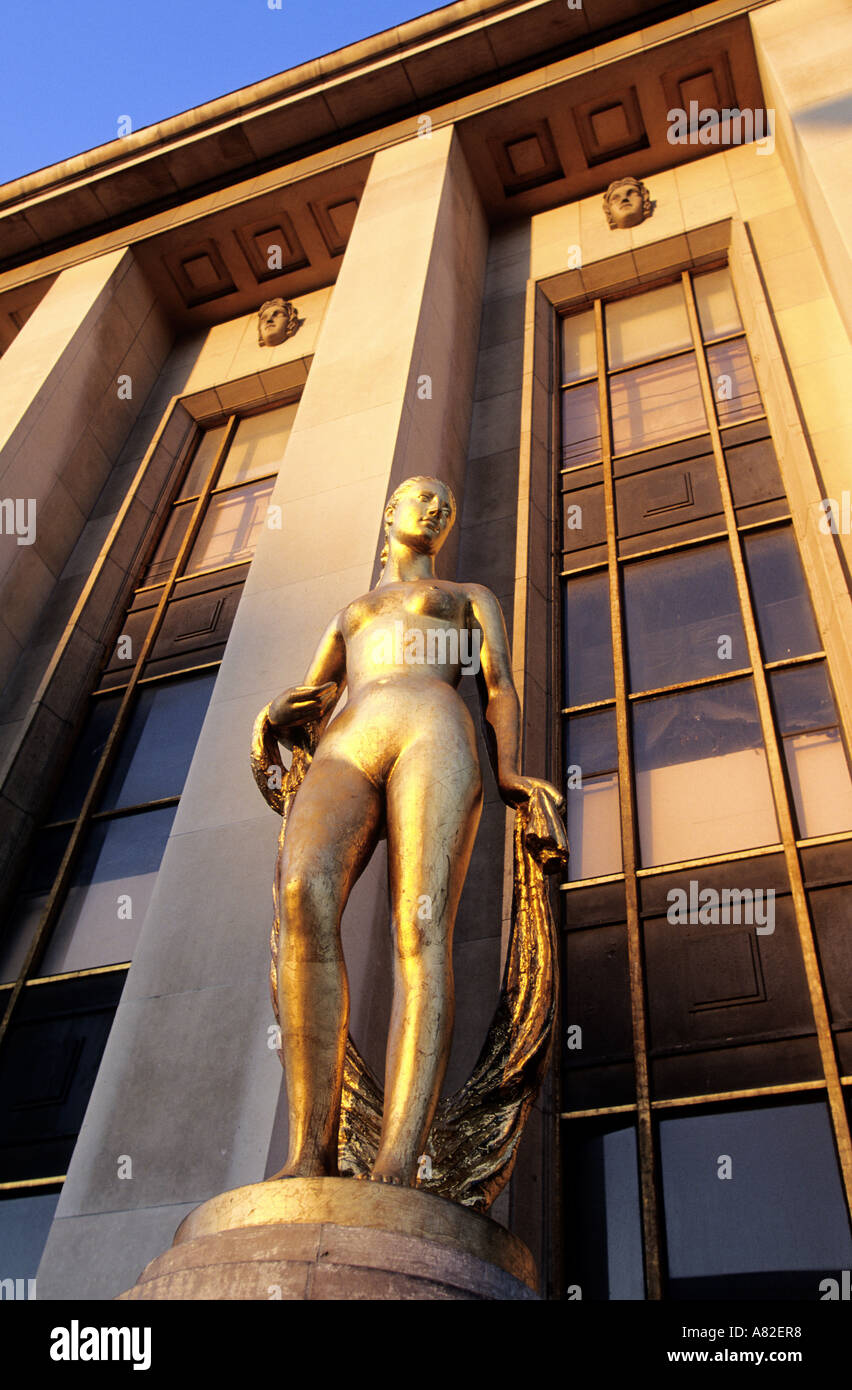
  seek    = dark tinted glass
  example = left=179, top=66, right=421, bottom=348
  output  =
left=99, top=672, right=215, bottom=811
left=562, top=1122, right=644, bottom=1300
left=623, top=544, right=747, bottom=693
left=563, top=573, right=614, bottom=706
left=659, top=1101, right=852, bottom=1297
left=41, top=806, right=177, bottom=975
left=47, top=697, right=121, bottom=822
left=745, top=528, right=821, bottom=661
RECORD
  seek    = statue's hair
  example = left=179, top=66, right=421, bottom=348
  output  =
left=603, top=176, right=651, bottom=228
left=379, top=476, right=457, bottom=569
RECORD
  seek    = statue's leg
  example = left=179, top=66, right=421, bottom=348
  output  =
left=372, top=735, right=483, bottom=1186
left=272, top=755, right=382, bottom=1178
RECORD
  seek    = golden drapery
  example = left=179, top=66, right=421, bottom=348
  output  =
left=251, top=704, right=568, bottom=1212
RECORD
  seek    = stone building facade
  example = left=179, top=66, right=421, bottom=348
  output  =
left=0, top=0, right=850, bottom=1300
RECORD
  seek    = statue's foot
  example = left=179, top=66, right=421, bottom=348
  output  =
left=369, top=1163, right=414, bottom=1187
left=269, top=1159, right=334, bottom=1180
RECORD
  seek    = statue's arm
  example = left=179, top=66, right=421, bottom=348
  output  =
left=468, top=585, right=562, bottom=809
left=267, top=612, right=346, bottom=744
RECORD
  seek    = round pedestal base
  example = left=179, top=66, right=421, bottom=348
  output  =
left=118, top=1177, right=538, bottom=1301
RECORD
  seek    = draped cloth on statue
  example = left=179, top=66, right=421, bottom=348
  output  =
left=251, top=704, right=569, bottom=1212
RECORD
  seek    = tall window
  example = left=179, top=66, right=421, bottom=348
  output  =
left=557, top=268, right=852, bottom=1299
left=0, top=400, right=296, bottom=1276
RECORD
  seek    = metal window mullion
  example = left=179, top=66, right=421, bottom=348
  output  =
left=594, top=298, right=663, bottom=1300
left=681, top=270, right=852, bottom=1220
left=0, top=416, right=238, bottom=1048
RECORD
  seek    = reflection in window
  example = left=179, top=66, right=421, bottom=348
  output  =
left=565, top=711, right=621, bottom=880
left=707, top=339, right=762, bottom=423
left=563, top=572, right=614, bottom=706
left=633, top=680, right=778, bottom=866
left=623, top=544, right=747, bottom=693
left=771, top=665, right=852, bottom=839
left=606, top=282, right=691, bottom=370
left=177, top=425, right=228, bottom=500
left=610, top=354, right=706, bottom=455
left=561, top=309, right=596, bottom=384
left=561, top=383, right=601, bottom=467
left=659, top=1102, right=852, bottom=1297
left=693, top=267, right=743, bottom=341
left=745, top=528, right=821, bottom=662
left=563, top=1123, right=644, bottom=1300
left=41, top=806, right=177, bottom=975
left=217, top=403, right=297, bottom=488
left=185, top=477, right=274, bottom=575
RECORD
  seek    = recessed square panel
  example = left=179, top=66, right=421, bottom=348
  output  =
left=573, top=88, right=648, bottom=167
left=165, top=239, right=236, bottom=308
left=235, top=214, right=309, bottom=284
left=310, top=194, right=361, bottom=257
left=489, top=119, right=564, bottom=196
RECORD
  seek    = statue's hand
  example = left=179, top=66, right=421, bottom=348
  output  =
left=268, top=682, right=338, bottom=738
left=499, top=773, right=564, bottom=812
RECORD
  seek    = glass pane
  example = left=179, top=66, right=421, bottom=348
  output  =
left=216, top=403, right=298, bottom=489
left=143, top=502, right=193, bottom=584
left=633, top=680, right=778, bottom=867
left=660, top=1102, right=852, bottom=1297
left=623, top=544, right=748, bottom=693
left=565, top=712, right=621, bottom=881
left=47, top=696, right=120, bottom=822
left=100, top=672, right=216, bottom=811
left=0, top=828, right=72, bottom=984
left=561, top=309, right=597, bottom=384
left=771, top=666, right=852, bottom=838
left=606, top=282, right=691, bottom=370
left=0, top=973, right=124, bottom=1180
left=693, top=267, right=742, bottom=340
left=561, top=383, right=600, bottom=467
left=563, top=573, right=614, bottom=706
left=185, top=478, right=274, bottom=575
left=771, top=662, right=839, bottom=735
left=563, top=1124, right=644, bottom=1300
left=40, top=806, right=177, bottom=975
left=707, top=339, right=762, bottom=423
left=0, top=1191, right=60, bottom=1282
left=177, top=425, right=227, bottom=499
left=610, top=354, right=706, bottom=455
left=745, top=528, right=821, bottom=661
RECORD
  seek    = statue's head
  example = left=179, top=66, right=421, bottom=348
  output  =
left=381, top=476, right=457, bottom=567
left=257, top=298, right=301, bottom=347
left=603, top=176, right=651, bottom=229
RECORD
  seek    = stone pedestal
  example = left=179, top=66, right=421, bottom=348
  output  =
left=118, top=1177, right=538, bottom=1300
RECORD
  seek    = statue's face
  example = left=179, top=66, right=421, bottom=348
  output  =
left=607, top=181, right=645, bottom=228
left=259, top=303, right=289, bottom=346
left=389, top=481, right=454, bottom=555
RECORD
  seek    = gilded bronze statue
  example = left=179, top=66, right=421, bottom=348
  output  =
left=251, top=476, right=568, bottom=1209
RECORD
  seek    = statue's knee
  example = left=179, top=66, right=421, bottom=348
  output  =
left=280, top=870, right=324, bottom=924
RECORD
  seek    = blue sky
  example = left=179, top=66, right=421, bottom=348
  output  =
left=0, top=0, right=441, bottom=185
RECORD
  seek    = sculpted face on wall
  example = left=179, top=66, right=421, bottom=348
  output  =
left=257, top=298, right=303, bottom=346
left=603, top=176, right=652, bottom=229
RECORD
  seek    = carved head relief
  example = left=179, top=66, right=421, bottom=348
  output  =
left=603, top=176, right=652, bottom=230
left=257, top=298, right=303, bottom=347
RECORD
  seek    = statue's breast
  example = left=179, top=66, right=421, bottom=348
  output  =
left=406, top=585, right=464, bottom=623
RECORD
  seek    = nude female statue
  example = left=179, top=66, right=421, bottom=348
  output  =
left=265, top=475, right=562, bottom=1187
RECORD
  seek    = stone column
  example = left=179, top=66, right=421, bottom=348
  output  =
left=36, top=126, right=489, bottom=1300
